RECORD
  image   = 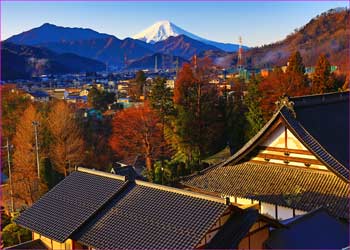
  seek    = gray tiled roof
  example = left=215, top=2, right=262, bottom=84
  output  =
left=15, top=171, right=126, bottom=242
left=15, top=169, right=228, bottom=248
left=182, top=162, right=349, bottom=219
left=73, top=182, right=227, bottom=249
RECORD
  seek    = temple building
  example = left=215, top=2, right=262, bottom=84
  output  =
left=181, top=91, right=349, bottom=221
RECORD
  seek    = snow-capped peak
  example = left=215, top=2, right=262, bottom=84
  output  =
left=133, top=20, right=203, bottom=44
left=133, top=20, right=243, bottom=52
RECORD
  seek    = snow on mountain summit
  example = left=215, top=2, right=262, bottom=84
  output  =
left=133, top=20, right=243, bottom=52
left=133, top=20, right=204, bottom=44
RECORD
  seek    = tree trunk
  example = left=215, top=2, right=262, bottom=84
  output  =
left=145, top=155, right=152, bottom=171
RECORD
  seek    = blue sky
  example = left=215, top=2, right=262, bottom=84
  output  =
left=1, top=1, right=348, bottom=47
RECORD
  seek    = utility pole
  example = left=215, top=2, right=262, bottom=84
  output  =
left=5, top=138, right=14, bottom=213
left=32, top=121, right=40, bottom=178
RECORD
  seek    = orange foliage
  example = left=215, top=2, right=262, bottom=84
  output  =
left=259, top=68, right=310, bottom=119
left=12, top=104, right=45, bottom=206
left=109, top=102, right=162, bottom=171
left=48, top=101, right=85, bottom=176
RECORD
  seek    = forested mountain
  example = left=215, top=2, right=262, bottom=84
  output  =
left=1, top=42, right=106, bottom=80
left=206, top=8, right=349, bottom=72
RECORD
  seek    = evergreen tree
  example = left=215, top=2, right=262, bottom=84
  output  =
left=88, top=86, right=115, bottom=111
left=244, top=75, right=265, bottom=140
left=149, top=77, right=175, bottom=167
left=224, top=80, right=247, bottom=154
left=134, top=70, right=147, bottom=98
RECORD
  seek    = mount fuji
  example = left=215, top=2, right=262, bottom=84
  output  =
left=133, top=20, right=246, bottom=52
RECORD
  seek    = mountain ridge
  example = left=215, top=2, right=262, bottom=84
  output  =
left=6, top=23, right=113, bottom=45
left=1, top=42, right=106, bottom=80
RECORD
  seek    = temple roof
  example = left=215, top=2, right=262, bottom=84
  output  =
left=16, top=168, right=229, bottom=248
left=181, top=92, right=350, bottom=219
left=182, top=161, right=349, bottom=219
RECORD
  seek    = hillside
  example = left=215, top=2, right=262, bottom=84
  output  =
left=1, top=42, right=106, bottom=80
left=212, top=8, right=349, bottom=72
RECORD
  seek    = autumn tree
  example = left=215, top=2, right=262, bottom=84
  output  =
left=285, top=51, right=310, bottom=96
left=12, top=104, right=45, bottom=206
left=259, top=52, right=311, bottom=120
left=1, top=86, right=30, bottom=179
left=1, top=85, right=30, bottom=140
left=259, top=67, right=285, bottom=119
left=81, top=112, right=114, bottom=171
left=174, top=58, right=225, bottom=168
left=311, top=54, right=335, bottom=94
left=109, top=102, right=162, bottom=171
left=48, top=101, right=85, bottom=176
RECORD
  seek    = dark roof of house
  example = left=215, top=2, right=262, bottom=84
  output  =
left=73, top=181, right=227, bottom=249
left=286, top=91, right=350, bottom=178
left=182, top=161, right=349, bottom=219
left=206, top=208, right=259, bottom=249
left=264, top=208, right=350, bottom=249
left=28, top=90, right=49, bottom=98
left=215, top=91, right=349, bottom=181
left=15, top=168, right=229, bottom=248
left=4, top=239, right=47, bottom=250
left=110, top=165, right=145, bottom=181
left=15, top=171, right=127, bottom=242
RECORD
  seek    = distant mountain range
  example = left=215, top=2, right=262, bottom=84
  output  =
left=1, top=42, right=106, bottom=80
left=5, top=22, right=228, bottom=71
left=2, top=8, right=349, bottom=80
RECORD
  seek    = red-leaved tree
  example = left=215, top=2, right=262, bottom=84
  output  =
left=109, top=102, right=162, bottom=171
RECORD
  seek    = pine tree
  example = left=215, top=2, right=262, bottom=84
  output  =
left=224, top=80, right=247, bottom=154
left=149, top=77, right=175, bottom=167
left=244, top=75, right=265, bottom=140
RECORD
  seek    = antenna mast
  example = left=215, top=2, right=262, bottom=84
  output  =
left=237, top=36, right=244, bottom=71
